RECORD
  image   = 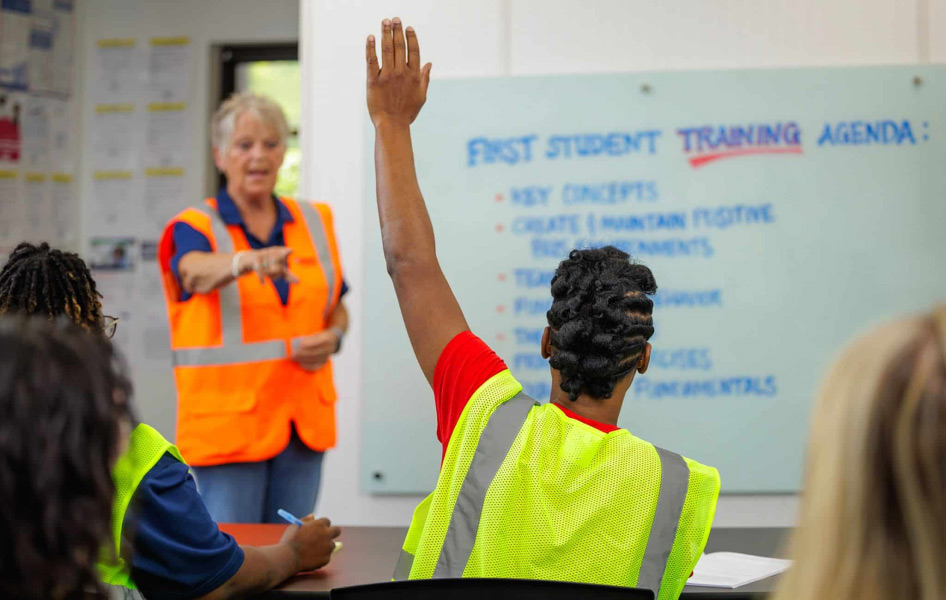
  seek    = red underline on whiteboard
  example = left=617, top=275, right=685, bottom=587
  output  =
left=688, top=146, right=803, bottom=168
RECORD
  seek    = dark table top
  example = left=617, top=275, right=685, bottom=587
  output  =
left=220, top=524, right=790, bottom=599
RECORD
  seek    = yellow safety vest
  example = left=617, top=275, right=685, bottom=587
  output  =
left=98, top=423, right=184, bottom=596
left=396, top=371, right=720, bottom=600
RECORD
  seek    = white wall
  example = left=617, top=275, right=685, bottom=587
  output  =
left=303, top=0, right=946, bottom=528
left=77, top=0, right=300, bottom=438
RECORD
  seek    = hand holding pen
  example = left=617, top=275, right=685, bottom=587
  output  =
left=277, top=508, right=342, bottom=572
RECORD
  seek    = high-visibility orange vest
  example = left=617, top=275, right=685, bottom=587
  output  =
left=158, top=197, right=343, bottom=466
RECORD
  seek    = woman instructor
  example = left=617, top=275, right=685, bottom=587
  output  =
left=159, top=92, right=349, bottom=523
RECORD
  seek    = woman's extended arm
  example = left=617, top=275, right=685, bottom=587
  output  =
left=178, top=246, right=298, bottom=295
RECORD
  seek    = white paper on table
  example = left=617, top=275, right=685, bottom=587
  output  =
left=0, top=168, right=21, bottom=243
left=145, top=103, right=191, bottom=168
left=91, top=104, right=139, bottom=170
left=23, top=172, right=50, bottom=240
left=688, top=552, right=792, bottom=588
left=0, top=1, right=31, bottom=90
left=92, top=39, right=142, bottom=105
left=148, top=37, right=192, bottom=103
left=49, top=172, right=75, bottom=243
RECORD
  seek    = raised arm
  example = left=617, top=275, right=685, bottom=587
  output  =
left=366, top=19, right=469, bottom=385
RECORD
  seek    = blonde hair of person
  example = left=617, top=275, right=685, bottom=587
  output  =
left=774, top=307, right=946, bottom=600
left=211, top=91, right=289, bottom=151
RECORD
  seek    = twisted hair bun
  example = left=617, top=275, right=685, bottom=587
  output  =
left=546, top=246, right=656, bottom=401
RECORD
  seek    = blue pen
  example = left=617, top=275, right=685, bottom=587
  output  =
left=277, top=508, right=305, bottom=526
left=277, top=508, right=344, bottom=552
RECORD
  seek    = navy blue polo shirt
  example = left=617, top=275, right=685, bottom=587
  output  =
left=169, top=188, right=348, bottom=303
left=126, top=454, right=244, bottom=599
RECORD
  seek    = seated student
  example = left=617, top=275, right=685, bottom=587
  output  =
left=364, top=19, right=720, bottom=600
left=0, top=316, right=132, bottom=600
left=774, top=308, right=946, bottom=600
left=0, top=242, right=341, bottom=600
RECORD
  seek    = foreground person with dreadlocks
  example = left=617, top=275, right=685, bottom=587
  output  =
left=0, top=242, right=340, bottom=600
left=0, top=317, right=132, bottom=600
left=366, top=20, right=719, bottom=600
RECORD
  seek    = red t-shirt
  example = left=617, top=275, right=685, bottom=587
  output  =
left=433, top=331, right=618, bottom=462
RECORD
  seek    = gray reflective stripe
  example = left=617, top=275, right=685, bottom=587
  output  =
left=294, top=200, right=337, bottom=319
left=202, top=204, right=242, bottom=347
left=392, top=549, right=415, bottom=580
left=171, top=202, right=253, bottom=368
left=290, top=335, right=312, bottom=358
left=173, top=340, right=287, bottom=366
left=637, top=446, right=690, bottom=595
left=433, top=392, right=537, bottom=578
left=107, top=585, right=145, bottom=600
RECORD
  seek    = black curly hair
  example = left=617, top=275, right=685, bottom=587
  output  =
left=0, top=316, right=132, bottom=600
left=0, top=242, right=104, bottom=329
left=546, top=246, right=657, bottom=401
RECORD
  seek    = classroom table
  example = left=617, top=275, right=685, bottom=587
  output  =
left=220, top=524, right=790, bottom=599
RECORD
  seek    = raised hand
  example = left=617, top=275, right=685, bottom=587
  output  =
left=366, top=18, right=432, bottom=127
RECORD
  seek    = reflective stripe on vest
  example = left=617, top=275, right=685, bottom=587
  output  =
left=294, top=200, right=337, bottom=320
left=393, top=548, right=415, bottom=580
left=170, top=201, right=336, bottom=367
left=433, top=392, right=538, bottom=577
left=421, top=392, right=691, bottom=595
left=107, top=585, right=146, bottom=599
left=637, top=446, right=690, bottom=597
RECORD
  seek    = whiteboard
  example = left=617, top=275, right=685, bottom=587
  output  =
left=361, top=65, right=946, bottom=494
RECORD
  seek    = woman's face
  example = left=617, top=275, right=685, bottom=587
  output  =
left=215, top=111, right=285, bottom=201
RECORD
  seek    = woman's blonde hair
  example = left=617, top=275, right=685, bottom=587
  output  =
left=211, top=92, right=289, bottom=151
left=774, top=307, right=946, bottom=600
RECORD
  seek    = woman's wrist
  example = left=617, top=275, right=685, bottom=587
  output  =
left=328, top=326, right=345, bottom=353
left=231, top=251, right=250, bottom=278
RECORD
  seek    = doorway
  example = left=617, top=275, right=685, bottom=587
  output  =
left=217, top=43, right=299, bottom=197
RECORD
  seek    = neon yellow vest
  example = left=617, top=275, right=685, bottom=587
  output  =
left=396, top=371, right=720, bottom=600
left=98, top=423, right=185, bottom=591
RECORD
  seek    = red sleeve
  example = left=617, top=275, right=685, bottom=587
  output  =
left=433, top=331, right=508, bottom=462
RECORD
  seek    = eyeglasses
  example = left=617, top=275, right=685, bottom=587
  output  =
left=103, top=315, right=119, bottom=339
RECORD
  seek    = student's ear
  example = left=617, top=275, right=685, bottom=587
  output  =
left=540, top=327, right=552, bottom=359
left=637, top=343, right=651, bottom=374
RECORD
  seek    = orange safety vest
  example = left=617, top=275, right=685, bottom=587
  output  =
left=158, top=197, right=343, bottom=466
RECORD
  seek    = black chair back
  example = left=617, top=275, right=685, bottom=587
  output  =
left=331, top=578, right=654, bottom=600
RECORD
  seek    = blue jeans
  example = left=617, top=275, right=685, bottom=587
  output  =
left=192, top=425, right=324, bottom=524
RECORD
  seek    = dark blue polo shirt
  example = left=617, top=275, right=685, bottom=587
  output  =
left=169, top=188, right=348, bottom=303
left=126, top=454, right=244, bottom=599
